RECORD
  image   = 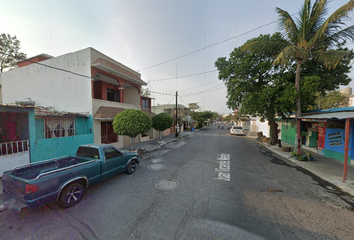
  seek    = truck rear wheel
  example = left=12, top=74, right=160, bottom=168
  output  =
left=59, top=182, right=84, bottom=208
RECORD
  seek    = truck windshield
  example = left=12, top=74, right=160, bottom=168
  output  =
left=76, top=147, right=100, bottom=159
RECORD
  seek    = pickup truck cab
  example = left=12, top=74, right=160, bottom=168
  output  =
left=1, top=144, right=140, bottom=211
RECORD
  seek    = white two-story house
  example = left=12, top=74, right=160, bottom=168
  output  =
left=0, top=47, right=153, bottom=161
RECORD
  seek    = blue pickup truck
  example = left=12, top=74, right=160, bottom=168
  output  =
left=1, top=144, right=140, bottom=211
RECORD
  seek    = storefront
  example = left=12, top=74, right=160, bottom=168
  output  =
left=301, top=114, right=354, bottom=164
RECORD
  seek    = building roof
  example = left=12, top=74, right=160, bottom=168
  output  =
left=93, top=106, right=155, bottom=120
left=35, top=106, right=89, bottom=117
left=93, top=106, right=125, bottom=120
left=299, top=112, right=354, bottom=120
left=92, top=58, right=146, bottom=86
left=0, top=103, right=35, bottom=109
left=304, top=106, right=354, bottom=115
left=15, top=53, right=54, bottom=64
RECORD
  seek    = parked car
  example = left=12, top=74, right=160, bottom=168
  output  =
left=230, top=126, right=244, bottom=136
left=0, top=144, right=140, bottom=211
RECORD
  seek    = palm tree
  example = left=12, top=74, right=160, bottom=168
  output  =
left=242, top=0, right=354, bottom=152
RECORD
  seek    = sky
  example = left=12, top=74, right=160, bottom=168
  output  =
left=1, top=0, right=354, bottom=114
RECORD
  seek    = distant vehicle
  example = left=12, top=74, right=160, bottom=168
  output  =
left=228, top=122, right=234, bottom=129
left=1, top=144, right=140, bottom=211
left=230, top=126, right=244, bottom=136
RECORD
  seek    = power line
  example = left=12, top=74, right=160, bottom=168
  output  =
left=178, top=96, right=189, bottom=107
left=146, top=69, right=217, bottom=82
left=179, top=80, right=219, bottom=92
left=138, top=13, right=298, bottom=72
left=181, top=82, right=225, bottom=97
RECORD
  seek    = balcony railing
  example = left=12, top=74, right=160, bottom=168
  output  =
left=0, top=140, right=29, bottom=156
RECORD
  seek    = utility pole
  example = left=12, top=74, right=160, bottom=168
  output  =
left=175, top=91, right=178, bottom=138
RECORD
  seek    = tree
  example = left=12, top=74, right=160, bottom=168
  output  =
left=223, top=114, right=232, bottom=122
left=188, top=103, right=200, bottom=113
left=216, top=33, right=298, bottom=145
left=211, top=112, right=220, bottom=123
left=310, top=90, right=349, bottom=109
left=194, top=111, right=214, bottom=128
left=242, top=0, right=354, bottom=150
left=0, top=33, right=27, bottom=72
left=113, top=109, right=151, bottom=150
left=169, top=106, right=189, bottom=129
left=233, top=108, right=250, bottom=125
left=152, top=113, right=173, bottom=141
left=141, top=87, right=151, bottom=98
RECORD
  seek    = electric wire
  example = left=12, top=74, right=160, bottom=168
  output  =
left=138, top=13, right=298, bottom=72
left=146, top=69, right=217, bottom=82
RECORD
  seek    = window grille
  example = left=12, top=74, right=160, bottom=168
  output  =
left=0, top=140, right=29, bottom=155
left=44, top=118, right=76, bottom=138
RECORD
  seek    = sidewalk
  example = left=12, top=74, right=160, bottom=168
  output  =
left=248, top=136, right=354, bottom=197
left=121, top=130, right=197, bottom=152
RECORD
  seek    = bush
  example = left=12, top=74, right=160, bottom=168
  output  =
left=113, top=109, right=151, bottom=150
left=152, top=113, right=173, bottom=141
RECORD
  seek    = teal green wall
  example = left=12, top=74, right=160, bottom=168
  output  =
left=281, top=121, right=296, bottom=145
left=324, top=148, right=351, bottom=163
left=35, top=118, right=44, bottom=139
left=76, top=117, right=92, bottom=135
left=32, top=133, right=93, bottom=162
left=31, top=115, right=94, bottom=162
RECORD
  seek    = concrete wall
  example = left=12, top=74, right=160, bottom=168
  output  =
left=249, top=118, right=270, bottom=137
left=0, top=85, right=2, bottom=103
left=32, top=133, right=94, bottom=162
left=31, top=115, right=94, bottom=162
left=1, top=48, right=92, bottom=113
left=0, top=152, right=29, bottom=177
left=124, top=87, right=140, bottom=105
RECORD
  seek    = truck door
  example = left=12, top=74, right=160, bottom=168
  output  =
left=102, top=147, right=126, bottom=180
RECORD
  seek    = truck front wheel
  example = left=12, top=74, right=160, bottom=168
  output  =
left=125, top=160, right=137, bottom=175
left=59, top=182, right=84, bottom=208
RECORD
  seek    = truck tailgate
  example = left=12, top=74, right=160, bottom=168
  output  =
left=2, top=172, right=27, bottom=198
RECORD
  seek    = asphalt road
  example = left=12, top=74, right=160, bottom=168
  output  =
left=1, top=126, right=354, bottom=239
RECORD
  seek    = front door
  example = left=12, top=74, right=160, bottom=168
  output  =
left=101, top=122, right=118, bottom=144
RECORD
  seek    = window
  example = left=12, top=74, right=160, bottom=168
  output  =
left=104, top=148, right=123, bottom=160
left=107, top=89, right=120, bottom=102
left=142, top=99, right=150, bottom=110
left=76, top=147, right=99, bottom=159
left=44, top=118, right=76, bottom=138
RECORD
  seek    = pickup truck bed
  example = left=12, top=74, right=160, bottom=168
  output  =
left=11, top=156, right=91, bottom=180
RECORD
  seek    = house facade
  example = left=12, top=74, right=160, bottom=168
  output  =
left=0, top=48, right=153, bottom=165
left=152, top=104, right=191, bottom=130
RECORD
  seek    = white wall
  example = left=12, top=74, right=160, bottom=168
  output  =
left=249, top=118, right=270, bottom=137
left=349, top=96, right=354, bottom=106
left=1, top=48, right=92, bottom=113
left=0, top=152, right=29, bottom=177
